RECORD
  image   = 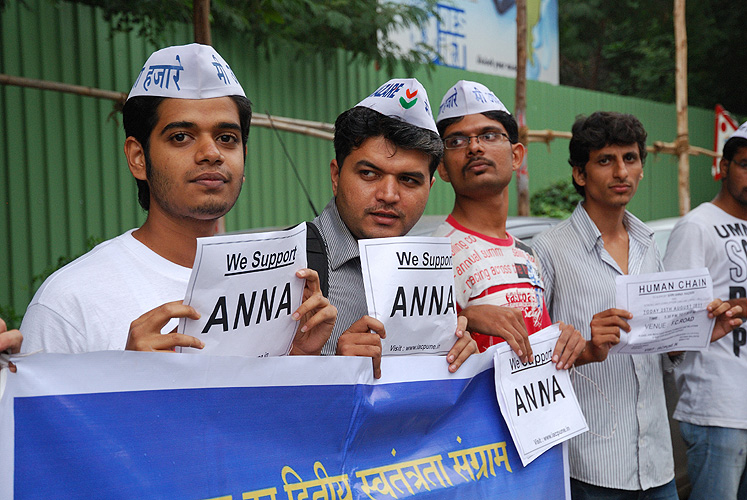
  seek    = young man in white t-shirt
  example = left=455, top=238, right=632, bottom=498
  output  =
left=20, top=44, right=335, bottom=356
left=663, top=122, right=747, bottom=500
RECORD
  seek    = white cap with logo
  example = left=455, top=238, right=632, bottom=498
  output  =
left=127, top=43, right=245, bottom=100
left=730, top=122, right=747, bottom=141
left=355, top=78, right=437, bottom=133
left=436, top=80, right=508, bottom=124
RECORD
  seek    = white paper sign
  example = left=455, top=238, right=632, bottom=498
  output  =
left=359, top=236, right=457, bottom=355
left=178, top=224, right=307, bottom=357
left=611, top=268, right=714, bottom=355
left=493, top=325, right=588, bottom=466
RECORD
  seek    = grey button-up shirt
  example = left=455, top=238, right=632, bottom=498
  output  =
left=532, top=203, right=678, bottom=491
left=312, top=199, right=369, bottom=355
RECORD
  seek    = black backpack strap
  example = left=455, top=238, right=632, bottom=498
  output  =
left=306, top=221, right=329, bottom=297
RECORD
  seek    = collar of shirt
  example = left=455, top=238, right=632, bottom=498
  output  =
left=570, top=202, right=655, bottom=275
left=315, top=198, right=361, bottom=271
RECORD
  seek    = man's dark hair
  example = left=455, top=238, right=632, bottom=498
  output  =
left=436, top=110, right=519, bottom=144
left=122, top=95, right=253, bottom=211
left=333, top=106, right=443, bottom=177
left=722, top=136, right=747, bottom=163
left=568, top=111, right=648, bottom=196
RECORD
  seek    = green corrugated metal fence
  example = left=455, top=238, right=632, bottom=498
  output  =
left=0, top=0, right=728, bottom=319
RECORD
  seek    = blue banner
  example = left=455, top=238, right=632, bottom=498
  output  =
left=0, top=350, right=568, bottom=499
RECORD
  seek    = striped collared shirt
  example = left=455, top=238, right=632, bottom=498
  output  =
left=312, top=199, right=368, bottom=355
left=532, top=203, right=678, bottom=491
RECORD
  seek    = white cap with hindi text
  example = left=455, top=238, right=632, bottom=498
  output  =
left=731, top=122, right=747, bottom=141
left=127, top=43, right=245, bottom=100
left=436, top=80, right=508, bottom=123
left=355, top=78, right=437, bottom=134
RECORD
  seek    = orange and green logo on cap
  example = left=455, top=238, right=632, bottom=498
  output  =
left=399, top=88, right=418, bottom=109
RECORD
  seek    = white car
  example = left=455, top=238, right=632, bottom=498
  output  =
left=646, top=216, right=681, bottom=256
left=410, top=214, right=681, bottom=251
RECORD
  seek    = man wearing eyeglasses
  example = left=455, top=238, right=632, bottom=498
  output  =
left=662, top=122, right=747, bottom=500
left=432, top=81, right=591, bottom=370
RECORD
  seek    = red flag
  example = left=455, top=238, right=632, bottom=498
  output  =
left=713, top=104, right=738, bottom=180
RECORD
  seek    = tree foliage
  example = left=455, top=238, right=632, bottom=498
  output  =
left=559, top=0, right=747, bottom=116
left=59, top=0, right=439, bottom=74
left=685, top=0, right=747, bottom=117
left=559, top=0, right=676, bottom=103
left=530, top=179, right=582, bottom=219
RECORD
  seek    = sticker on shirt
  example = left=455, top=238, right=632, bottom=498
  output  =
left=359, top=236, right=457, bottom=355
left=611, top=267, right=715, bottom=354
left=178, top=224, right=307, bottom=357
left=493, top=324, right=589, bottom=466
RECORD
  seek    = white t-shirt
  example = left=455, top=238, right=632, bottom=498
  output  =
left=20, top=229, right=192, bottom=353
left=663, top=202, right=747, bottom=429
left=433, top=216, right=551, bottom=352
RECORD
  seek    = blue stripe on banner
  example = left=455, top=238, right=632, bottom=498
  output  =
left=14, top=369, right=564, bottom=499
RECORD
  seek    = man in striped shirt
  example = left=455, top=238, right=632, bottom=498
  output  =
left=532, top=111, right=741, bottom=499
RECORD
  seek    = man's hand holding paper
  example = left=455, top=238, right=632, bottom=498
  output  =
left=288, top=268, right=337, bottom=356
left=458, top=304, right=533, bottom=363
left=126, top=301, right=204, bottom=352
left=359, top=236, right=477, bottom=373
left=446, top=315, right=472, bottom=373
left=610, top=268, right=742, bottom=354
left=493, top=324, right=589, bottom=467
left=707, top=298, right=743, bottom=343
left=551, top=322, right=586, bottom=370
left=335, top=315, right=386, bottom=378
left=126, top=224, right=336, bottom=358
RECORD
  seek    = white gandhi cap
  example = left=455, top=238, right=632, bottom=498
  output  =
left=127, top=43, right=245, bottom=100
left=730, top=122, right=747, bottom=141
left=355, top=78, right=438, bottom=134
left=436, top=80, right=508, bottom=124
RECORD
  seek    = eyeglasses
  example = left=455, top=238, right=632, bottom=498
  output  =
left=443, top=131, right=511, bottom=150
left=730, top=159, right=747, bottom=169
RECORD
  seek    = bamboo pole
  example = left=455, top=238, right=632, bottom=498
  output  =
left=193, top=0, right=212, bottom=46
left=515, top=0, right=530, bottom=216
left=0, top=74, right=127, bottom=106
left=251, top=117, right=334, bottom=140
left=526, top=130, right=718, bottom=157
left=0, top=75, right=720, bottom=159
left=254, top=113, right=334, bottom=132
left=675, top=0, right=690, bottom=214
left=527, top=130, right=572, bottom=142
left=651, top=141, right=716, bottom=157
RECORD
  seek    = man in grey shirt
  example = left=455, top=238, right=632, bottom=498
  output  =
left=310, top=78, right=476, bottom=378
left=532, top=111, right=740, bottom=499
